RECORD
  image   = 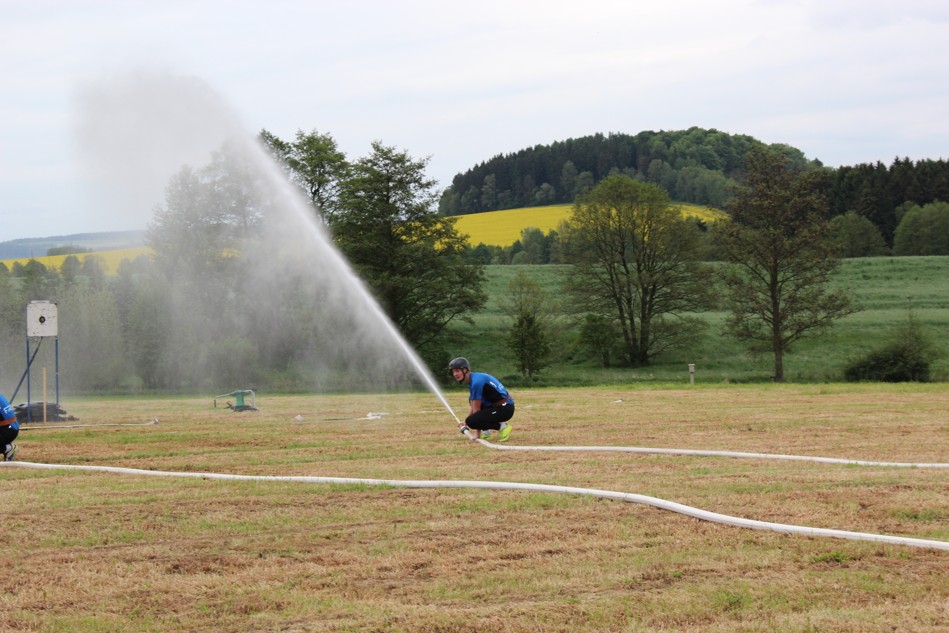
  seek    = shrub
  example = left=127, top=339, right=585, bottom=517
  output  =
left=893, top=201, right=949, bottom=255
left=829, top=211, right=888, bottom=257
left=578, top=313, right=620, bottom=368
left=508, top=310, right=551, bottom=381
left=843, top=315, right=938, bottom=382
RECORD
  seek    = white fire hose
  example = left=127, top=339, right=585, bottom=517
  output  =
left=3, top=455, right=946, bottom=551
left=474, top=437, right=949, bottom=468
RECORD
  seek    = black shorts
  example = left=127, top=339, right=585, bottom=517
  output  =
left=465, top=404, right=514, bottom=431
left=0, top=423, right=18, bottom=445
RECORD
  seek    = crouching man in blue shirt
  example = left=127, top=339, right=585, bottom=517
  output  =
left=448, top=357, right=514, bottom=442
left=1, top=393, right=19, bottom=461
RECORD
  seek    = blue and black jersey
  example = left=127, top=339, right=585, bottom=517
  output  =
left=468, top=372, right=513, bottom=408
left=0, top=393, right=17, bottom=432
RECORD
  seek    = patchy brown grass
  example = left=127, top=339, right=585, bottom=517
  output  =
left=1, top=384, right=946, bottom=632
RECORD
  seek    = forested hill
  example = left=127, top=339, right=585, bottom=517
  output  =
left=438, top=128, right=813, bottom=214
left=438, top=127, right=949, bottom=244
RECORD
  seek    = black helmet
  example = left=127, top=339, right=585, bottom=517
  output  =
left=448, top=357, right=470, bottom=371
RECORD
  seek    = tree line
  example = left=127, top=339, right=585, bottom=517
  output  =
left=1, top=130, right=941, bottom=394
left=466, top=196, right=949, bottom=266
left=438, top=127, right=949, bottom=251
left=440, top=127, right=773, bottom=213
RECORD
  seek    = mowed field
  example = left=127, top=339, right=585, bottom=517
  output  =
left=1, top=385, right=946, bottom=632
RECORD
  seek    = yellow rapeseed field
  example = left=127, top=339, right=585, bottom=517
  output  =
left=0, top=246, right=152, bottom=275
left=453, top=203, right=726, bottom=246
left=453, top=204, right=573, bottom=247
left=4, top=203, right=726, bottom=271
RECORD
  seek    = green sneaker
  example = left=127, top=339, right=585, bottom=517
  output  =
left=481, top=430, right=494, bottom=440
left=3, top=443, right=17, bottom=461
left=497, top=423, right=512, bottom=442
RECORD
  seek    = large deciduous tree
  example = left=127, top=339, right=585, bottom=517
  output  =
left=259, top=128, right=349, bottom=219
left=144, top=143, right=272, bottom=388
left=561, top=174, right=712, bottom=366
left=333, top=142, right=486, bottom=351
left=720, top=147, right=858, bottom=382
left=147, top=142, right=269, bottom=284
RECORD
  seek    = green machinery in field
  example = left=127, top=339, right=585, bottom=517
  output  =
left=214, top=389, right=258, bottom=412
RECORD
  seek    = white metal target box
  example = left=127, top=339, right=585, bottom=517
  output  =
left=27, top=300, right=58, bottom=337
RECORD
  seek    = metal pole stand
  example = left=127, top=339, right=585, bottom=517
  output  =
left=25, top=301, right=59, bottom=424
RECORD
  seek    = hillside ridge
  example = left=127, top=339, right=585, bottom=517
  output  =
left=0, top=230, right=145, bottom=260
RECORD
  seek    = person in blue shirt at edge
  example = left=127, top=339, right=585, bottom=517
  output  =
left=1, top=393, right=19, bottom=461
left=448, top=357, right=514, bottom=442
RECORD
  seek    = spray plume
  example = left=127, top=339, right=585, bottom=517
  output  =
left=73, top=68, right=458, bottom=420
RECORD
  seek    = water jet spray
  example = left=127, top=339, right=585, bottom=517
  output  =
left=74, top=69, right=463, bottom=432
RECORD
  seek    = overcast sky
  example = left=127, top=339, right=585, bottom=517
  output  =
left=2, top=0, right=949, bottom=241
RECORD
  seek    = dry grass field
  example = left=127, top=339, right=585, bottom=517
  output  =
left=1, top=383, right=946, bottom=632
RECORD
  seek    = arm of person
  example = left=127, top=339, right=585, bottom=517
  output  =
left=457, top=399, right=482, bottom=432
left=469, top=399, right=482, bottom=416
left=460, top=399, right=484, bottom=441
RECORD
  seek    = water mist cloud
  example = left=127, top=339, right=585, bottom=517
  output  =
left=69, top=68, right=444, bottom=397
left=74, top=69, right=244, bottom=229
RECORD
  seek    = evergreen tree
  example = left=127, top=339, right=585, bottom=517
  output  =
left=508, top=311, right=550, bottom=381
left=502, top=271, right=553, bottom=380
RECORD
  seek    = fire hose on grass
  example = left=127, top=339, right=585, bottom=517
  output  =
left=3, top=411, right=944, bottom=551
left=3, top=453, right=946, bottom=551
left=19, top=419, right=159, bottom=431
left=472, top=437, right=949, bottom=468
